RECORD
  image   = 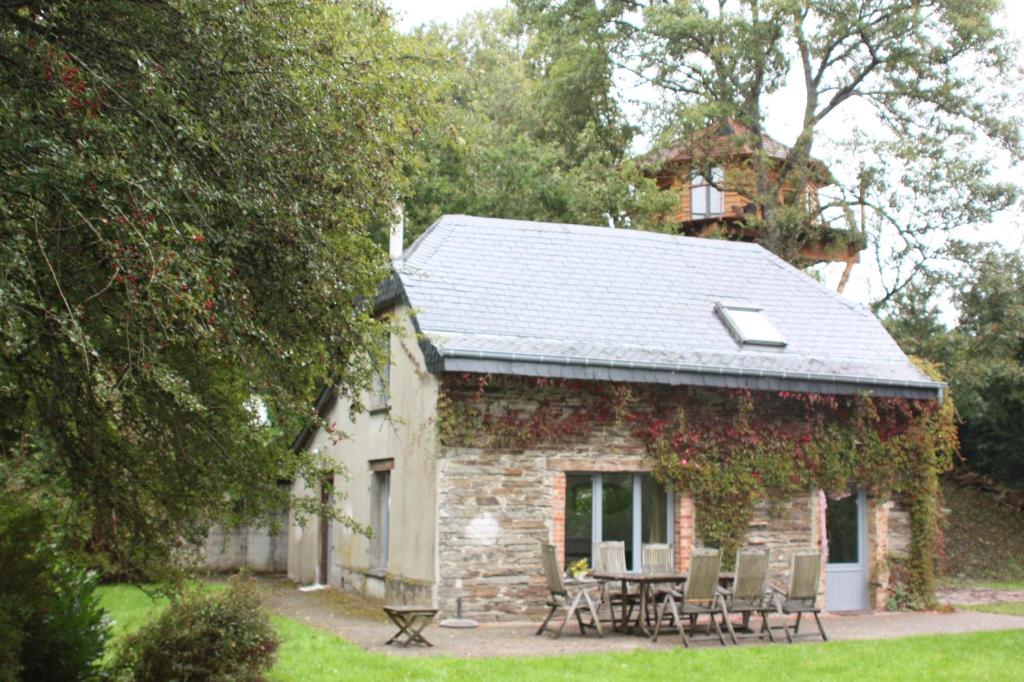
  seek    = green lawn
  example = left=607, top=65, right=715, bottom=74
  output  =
left=961, top=602, right=1024, bottom=616
left=953, top=581, right=1024, bottom=591
left=98, top=584, right=170, bottom=640
left=98, top=586, right=1024, bottom=681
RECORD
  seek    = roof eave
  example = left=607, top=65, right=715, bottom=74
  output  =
left=431, top=348, right=944, bottom=402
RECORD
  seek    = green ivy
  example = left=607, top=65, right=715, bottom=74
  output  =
left=438, top=359, right=957, bottom=607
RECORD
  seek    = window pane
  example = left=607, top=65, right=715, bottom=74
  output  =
left=709, top=167, right=725, bottom=215
left=565, top=475, right=593, bottom=568
left=602, top=474, right=634, bottom=570
left=369, top=471, right=390, bottom=569
left=641, top=475, right=668, bottom=545
left=720, top=306, right=786, bottom=346
left=691, top=182, right=708, bottom=218
left=708, top=184, right=724, bottom=216
left=826, top=495, right=858, bottom=564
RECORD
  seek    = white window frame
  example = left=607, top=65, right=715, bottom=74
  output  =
left=715, top=301, right=787, bottom=347
left=586, top=473, right=674, bottom=573
left=691, top=167, right=725, bottom=219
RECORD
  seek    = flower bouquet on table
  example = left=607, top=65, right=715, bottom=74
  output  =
left=568, top=558, right=590, bottom=580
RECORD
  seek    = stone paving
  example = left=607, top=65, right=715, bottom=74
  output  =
left=256, top=578, right=1024, bottom=659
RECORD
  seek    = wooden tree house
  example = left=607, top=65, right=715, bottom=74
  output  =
left=646, top=120, right=865, bottom=292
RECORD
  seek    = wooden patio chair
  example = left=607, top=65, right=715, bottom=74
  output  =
left=641, top=543, right=676, bottom=628
left=535, top=543, right=603, bottom=639
left=763, top=551, right=827, bottom=642
left=653, top=547, right=736, bottom=646
left=642, top=543, right=674, bottom=574
left=594, top=541, right=637, bottom=627
left=720, top=547, right=775, bottom=642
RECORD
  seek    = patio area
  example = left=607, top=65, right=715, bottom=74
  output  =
left=256, top=577, right=1024, bottom=659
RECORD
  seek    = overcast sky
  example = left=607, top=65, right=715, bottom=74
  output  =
left=386, top=1, right=1023, bottom=310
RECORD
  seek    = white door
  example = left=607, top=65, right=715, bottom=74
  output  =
left=825, top=490, right=868, bottom=611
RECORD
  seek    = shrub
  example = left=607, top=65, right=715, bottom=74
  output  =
left=20, top=565, right=110, bottom=681
left=112, top=580, right=277, bottom=682
left=0, top=503, right=110, bottom=681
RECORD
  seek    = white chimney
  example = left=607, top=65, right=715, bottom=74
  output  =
left=389, top=203, right=404, bottom=260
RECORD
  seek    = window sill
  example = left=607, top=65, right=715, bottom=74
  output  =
left=368, top=404, right=391, bottom=416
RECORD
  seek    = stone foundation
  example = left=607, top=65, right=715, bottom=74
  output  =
left=338, top=566, right=433, bottom=606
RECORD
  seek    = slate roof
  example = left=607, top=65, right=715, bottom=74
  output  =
left=642, top=119, right=834, bottom=184
left=379, top=215, right=942, bottom=400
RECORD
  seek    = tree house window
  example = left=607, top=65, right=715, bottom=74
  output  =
left=691, top=167, right=725, bottom=219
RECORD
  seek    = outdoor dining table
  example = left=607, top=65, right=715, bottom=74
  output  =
left=589, top=571, right=735, bottom=637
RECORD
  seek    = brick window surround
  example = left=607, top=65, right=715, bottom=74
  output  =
left=549, top=468, right=696, bottom=570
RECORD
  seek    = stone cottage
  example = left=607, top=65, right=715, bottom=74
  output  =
left=287, top=215, right=942, bottom=620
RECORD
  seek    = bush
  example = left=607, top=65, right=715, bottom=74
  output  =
left=0, top=503, right=110, bottom=681
left=20, top=566, right=110, bottom=681
left=112, top=581, right=277, bottom=682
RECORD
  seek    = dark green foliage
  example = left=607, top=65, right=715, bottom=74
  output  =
left=402, top=9, right=673, bottom=242
left=949, top=247, right=1024, bottom=487
left=112, top=581, right=277, bottom=682
left=20, top=567, right=110, bottom=682
left=885, top=245, right=1024, bottom=489
left=0, top=1, right=425, bottom=577
left=0, top=501, right=110, bottom=681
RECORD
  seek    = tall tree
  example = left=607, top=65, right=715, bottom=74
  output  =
left=518, top=0, right=1022, bottom=302
left=947, top=244, right=1024, bottom=486
left=885, top=244, right=1024, bottom=487
left=402, top=9, right=673, bottom=239
left=0, top=0, right=428, bottom=574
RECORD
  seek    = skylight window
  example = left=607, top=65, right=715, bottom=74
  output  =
left=716, top=302, right=786, bottom=347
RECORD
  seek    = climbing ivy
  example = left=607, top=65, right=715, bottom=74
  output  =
left=438, top=359, right=957, bottom=607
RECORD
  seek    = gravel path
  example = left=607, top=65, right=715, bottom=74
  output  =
left=936, top=586, right=1024, bottom=606
left=255, top=577, right=1024, bottom=659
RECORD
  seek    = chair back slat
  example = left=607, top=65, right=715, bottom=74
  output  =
left=732, top=548, right=769, bottom=602
left=788, top=551, right=822, bottom=602
left=683, top=548, right=721, bottom=604
left=642, top=543, right=673, bottom=574
left=594, top=541, right=628, bottom=574
left=541, top=543, right=566, bottom=596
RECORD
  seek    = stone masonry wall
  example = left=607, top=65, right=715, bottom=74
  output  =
left=743, top=493, right=821, bottom=591
left=435, top=379, right=891, bottom=620
left=887, top=496, right=912, bottom=559
left=435, top=417, right=652, bottom=621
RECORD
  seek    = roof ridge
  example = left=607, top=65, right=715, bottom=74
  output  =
left=435, top=214, right=765, bottom=252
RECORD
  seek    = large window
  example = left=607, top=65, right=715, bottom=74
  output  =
left=691, top=167, right=725, bottom=219
left=564, top=473, right=673, bottom=572
left=369, top=464, right=391, bottom=570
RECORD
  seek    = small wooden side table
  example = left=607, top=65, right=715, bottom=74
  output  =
left=383, top=605, right=438, bottom=647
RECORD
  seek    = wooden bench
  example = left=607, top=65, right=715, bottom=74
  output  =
left=383, top=605, right=438, bottom=647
